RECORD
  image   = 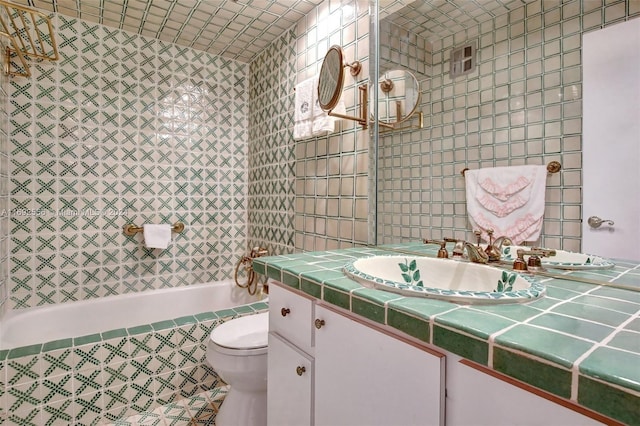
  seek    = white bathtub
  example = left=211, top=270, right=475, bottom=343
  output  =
left=0, top=279, right=263, bottom=350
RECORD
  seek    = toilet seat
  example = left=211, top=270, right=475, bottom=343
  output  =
left=210, top=312, right=269, bottom=355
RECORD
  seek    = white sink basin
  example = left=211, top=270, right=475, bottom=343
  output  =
left=344, top=255, right=545, bottom=304
left=500, top=246, right=615, bottom=270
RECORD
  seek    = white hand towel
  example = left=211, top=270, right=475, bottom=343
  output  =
left=465, top=165, right=547, bottom=244
left=143, top=224, right=172, bottom=249
left=293, top=76, right=317, bottom=140
left=312, top=99, right=346, bottom=136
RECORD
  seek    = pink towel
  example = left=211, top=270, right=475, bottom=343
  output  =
left=465, top=165, right=547, bottom=244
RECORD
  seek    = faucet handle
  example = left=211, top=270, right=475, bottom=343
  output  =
left=473, top=230, right=484, bottom=247
left=530, top=247, right=556, bottom=257
left=443, top=237, right=464, bottom=257
left=513, top=249, right=528, bottom=271
left=424, top=239, right=449, bottom=258
left=514, top=248, right=554, bottom=271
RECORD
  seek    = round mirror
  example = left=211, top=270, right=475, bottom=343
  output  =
left=373, top=69, right=421, bottom=125
left=318, top=45, right=346, bottom=111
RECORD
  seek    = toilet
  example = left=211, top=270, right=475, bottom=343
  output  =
left=206, top=312, right=269, bottom=426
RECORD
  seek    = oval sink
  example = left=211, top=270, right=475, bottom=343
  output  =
left=500, top=246, right=615, bottom=270
left=344, top=255, right=545, bottom=304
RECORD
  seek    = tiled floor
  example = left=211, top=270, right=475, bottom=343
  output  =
left=106, top=386, right=228, bottom=426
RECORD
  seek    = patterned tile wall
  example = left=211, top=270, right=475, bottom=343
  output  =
left=247, top=29, right=297, bottom=256
left=7, top=14, right=249, bottom=309
left=0, top=47, right=9, bottom=318
left=291, top=0, right=372, bottom=252
left=377, top=0, right=640, bottom=251
left=379, top=19, right=431, bottom=76
left=0, top=301, right=267, bottom=425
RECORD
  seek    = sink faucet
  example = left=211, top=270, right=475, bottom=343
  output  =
left=483, top=229, right=504, bottom=262
left=462, top=241, right=490, bottom=264
left=447, top=232, right=490, bottom=263
left=492, top=235, right=513, bottom=250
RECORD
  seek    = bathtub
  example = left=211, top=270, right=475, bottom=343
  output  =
left=0, top=279, right=260, bottom=350
left=0, top=280, right=269, bottom=424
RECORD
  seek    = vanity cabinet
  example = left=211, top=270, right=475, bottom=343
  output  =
left=446, top=356, right=608, bottom=426
left=267, top=282, right=445, bottom=426
left=267, top=284, right=316, bottom=425
left=314, top=304, right=445, bottom=426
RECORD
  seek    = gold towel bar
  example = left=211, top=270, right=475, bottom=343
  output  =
left=123, top=222, right=185, bottom=236
left=460, top=161, right=561, bottom=177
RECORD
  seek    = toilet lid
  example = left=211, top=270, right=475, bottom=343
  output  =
left=210, top=312, right=269, bottom=350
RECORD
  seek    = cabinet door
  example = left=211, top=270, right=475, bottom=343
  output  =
left=314, top=305, right=445, bottom=426
left=447, top=359, right=605, bottom=426
left=267, top=332, right=314, bottom=426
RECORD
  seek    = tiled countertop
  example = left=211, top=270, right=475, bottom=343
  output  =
left=253, top=243, right=640, bottom=425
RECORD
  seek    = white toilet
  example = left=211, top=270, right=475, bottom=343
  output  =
left=206, top=312, right=269, bottom=426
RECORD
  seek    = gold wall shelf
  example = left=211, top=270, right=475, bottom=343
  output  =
left=0, top=0, right=59, bottom=77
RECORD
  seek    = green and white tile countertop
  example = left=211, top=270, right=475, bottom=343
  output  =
left=253, top=244, right=640, bottom=425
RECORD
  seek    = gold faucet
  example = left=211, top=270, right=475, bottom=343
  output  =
left=493, top=235, right=513, bottom=250
left=445, top=232, right=489, bottom=263
left=512, top=249, right=554, bottom=271
left=423, top=239, right=449, bottom=258
left=462, top=241, right=490, bottom=264
left=483, top=229, right=502, bottom=262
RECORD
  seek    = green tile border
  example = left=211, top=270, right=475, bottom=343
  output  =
left=102, top=328, right=128, bottom=340
left=151, top=320, right=177, bottom=331
left=493, top=347, right=572, bottom=399
left=128, top=324, right=153, bottom=335
left=8, top=343, right=42, bottom=359
left=387, top=309, right=430, bottom=343
left=42, top=338, right=73, bottom=352
left=352, top=296, right=385, bottom=324
left=323, top=286, right=350, bottom=310
left=433, top=325, right=488, bottom=365
left=578, top=375, right=640, bottom=425
left=300, top=277, right=322, bottom=299
left=74, top=333, right=103, bottom=345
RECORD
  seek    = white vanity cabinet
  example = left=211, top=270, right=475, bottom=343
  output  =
left=267, top=284, right=316, bottom=425
left=267, top=282, right=620, bottom=426
left=446, top=356, right=608, bottom=426
left=314, top=304, right=445, bottom=426
left=267, top=282, right=446, bottom=426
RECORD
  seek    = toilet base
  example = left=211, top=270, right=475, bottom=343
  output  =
left=216, top=386, right=267, bottom=426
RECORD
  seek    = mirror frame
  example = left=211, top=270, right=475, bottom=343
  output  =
left=317, top=44, right=369, bottom=129
left=374, top=69, right=421, bottom=126
left=318, top=45, right=346, bottom=112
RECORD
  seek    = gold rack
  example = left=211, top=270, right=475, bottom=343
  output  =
left=0, top=0, right=59, bottom=77
left=460, top=161, right=561, bottom=177
left=123, top=222, right=185, bottom=237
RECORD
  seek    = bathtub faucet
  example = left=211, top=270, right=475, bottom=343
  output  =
left=250, top=247, right=269, bottom=258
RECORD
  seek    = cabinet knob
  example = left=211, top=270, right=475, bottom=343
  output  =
left=296, top=366, right=306, bottom=376
left=314, top=318, right=325, bottom=329
left=281, top=307, right=290, bottom=317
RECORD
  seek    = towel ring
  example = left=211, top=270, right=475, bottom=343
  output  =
left=461, top=161, right=562, bottom=176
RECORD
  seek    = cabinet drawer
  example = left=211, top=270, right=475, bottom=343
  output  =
left=269, top=283, right=315, bottom=353
left=267, top=332, right=313, bottom=426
